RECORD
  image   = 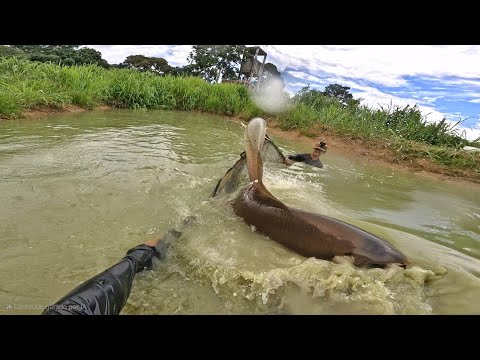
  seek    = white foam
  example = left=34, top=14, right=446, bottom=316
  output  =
left=251, top=77, right=288, bottom=114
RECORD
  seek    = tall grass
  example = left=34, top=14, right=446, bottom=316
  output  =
left=275, top=90, right=479, bottom=171
left=0, top=57, right=255, bottom=116
left=0, top=57, right=478, bottom=173
left=281, top=91, right=472, bottom=148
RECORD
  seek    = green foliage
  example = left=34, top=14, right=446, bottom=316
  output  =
left=0, top=57, right=257, bottom=115
left=0, top=57, right=107, bottom=111
left=120, top=55, right=175, bottom=75
left=291, top=86, right=470, bottom=148
left=391, top=138, right=480, bottom=171
left=0, top=57, right=477, bottom=173
left=321, top=83, right=359, bottom=107
left=0, top=92, right=21, bottom=117
left=7, top=45, right=109, bottom=68
left=257, top=62, right=285, bottom=89
left=186, top=45, right=246, bottom=82
left=0, top=45, right=27, bottom=59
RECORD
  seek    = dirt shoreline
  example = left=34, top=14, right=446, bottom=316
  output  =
left=4, top=105, right=480, bottom=187
left=267, top=124, right=480, bottom=186
left=20, top=104, right=112, bottom=119
left=227, top=116, right=480, bottom=187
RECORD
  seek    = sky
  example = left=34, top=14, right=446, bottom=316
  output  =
left=85, top=45, right=480, bottom=141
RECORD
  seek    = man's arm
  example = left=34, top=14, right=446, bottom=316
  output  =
left=284, top=154, right=305, bottom=166
left=287, top=154, right=305, bottom=162
left=41, top=243, right=161, bottom=315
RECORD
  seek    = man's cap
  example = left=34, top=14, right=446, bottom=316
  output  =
left=314, top=141, right=327, bottom=152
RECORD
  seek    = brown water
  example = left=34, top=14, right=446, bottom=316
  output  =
left=1, top=109, right=479, bottom=315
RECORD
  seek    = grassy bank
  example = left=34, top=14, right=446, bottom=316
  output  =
left=1, top=57, right=479, bottom=178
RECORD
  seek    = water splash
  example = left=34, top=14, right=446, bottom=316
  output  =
left=251, top=77, right=288, bottom=114
left=170, top=246, right=443, bottom=314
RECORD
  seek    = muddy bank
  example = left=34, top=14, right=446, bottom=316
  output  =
left=19, top=105, right=112, bottom=119
left=226, top=116, right=480, bottom=187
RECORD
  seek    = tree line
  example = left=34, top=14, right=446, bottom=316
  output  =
left=0, top=45, right=356, bottom=105
left=0, top=45, right=281, bottom=80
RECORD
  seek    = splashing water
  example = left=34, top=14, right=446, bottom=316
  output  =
left=251, top=77, right=289, bottom=114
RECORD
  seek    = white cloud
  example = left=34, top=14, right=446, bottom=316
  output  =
left=422, top=96, right=444, bottom=104
left=287, top=71, right=325, bottom=84
left=288, top=70, right=464, bottom=136
left=84, top=45, right=192, bottom=66
left=438, top=117, right=480, bottom=141
left=355, top=86, right=447, bottom=123
left=287, top=74, right=448, bottom=124
left=284, top=65, right=480, bottom=140
left=421, top=77, right=480, bottom=88
left=457, top=123, right=480, bottom=141
left=288, top=82, right=308, bottom=88
left=265, top=45, right=480, bottom=88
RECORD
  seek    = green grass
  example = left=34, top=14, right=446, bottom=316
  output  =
left=0, top=56, right=478, bottom=175
left=0, top=57, right=256, bottom=116
left=391, top=139, right=480, bottom=173
left=275, top=91, right=479, bottom=173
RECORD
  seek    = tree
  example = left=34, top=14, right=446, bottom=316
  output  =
left=186, top=45, right=246, bottom=82
left=13, top=45, right=77, bottom=54
left=0, top=45, right=27, bottom=59
left=323, top=83, right=356, bottom=105
left=292, top=83, right=361, bottom=110
left=258, top=62, right=284, bottom=89
left=263, top=63, right=280, bottom=77
left=121, top=55, right=174, bottom=75
left=75, top=48, right=109, bottom=68
left=171, top=64, right=192, bottom=76
left=7, top=45, right=109, bottom=67
left=292, top=84, right=323, bottom=104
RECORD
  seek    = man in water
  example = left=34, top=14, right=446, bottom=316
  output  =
left=41, top=217, right=194, bottom=315
left=285, top=140, right=328, bottom=168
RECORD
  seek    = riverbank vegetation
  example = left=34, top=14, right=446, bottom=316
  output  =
left=0, top=48, right=479, bottom=179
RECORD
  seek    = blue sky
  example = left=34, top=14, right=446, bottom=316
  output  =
left=86, top=45, right=480, bottom=141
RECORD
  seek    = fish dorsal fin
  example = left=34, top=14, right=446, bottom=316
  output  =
left=252, top=182, right=289, bottom=210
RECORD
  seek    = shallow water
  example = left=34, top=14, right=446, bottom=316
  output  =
left=1, top=109, right=479, bottom=314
